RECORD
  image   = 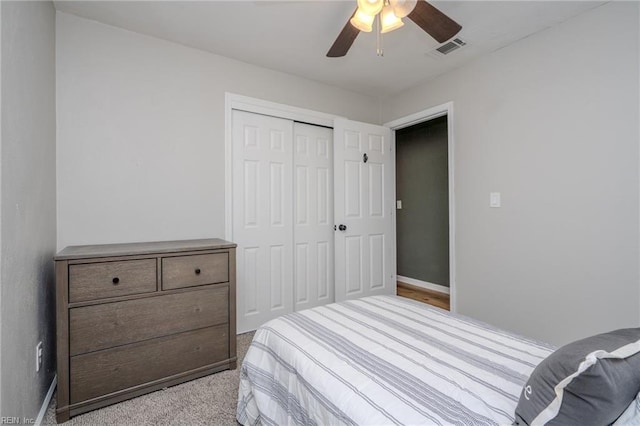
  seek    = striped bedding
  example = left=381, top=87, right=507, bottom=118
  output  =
left=237, top=295, right=555, bottom=426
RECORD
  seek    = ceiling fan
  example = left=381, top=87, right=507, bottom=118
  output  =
left=327, top=0, right=462, bottom=57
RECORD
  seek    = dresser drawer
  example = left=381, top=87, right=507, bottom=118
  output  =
left=69, top=286, right=229, bottom=356
left=69, top=259, right=157, bottom=303
left=162, top=253, right=228, bottom=290
left=70, top=325, right=229, bottom=404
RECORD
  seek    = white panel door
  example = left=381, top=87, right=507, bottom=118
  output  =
left=334, top=118, right=395, bottom=301
left=232, top=110, right=294, bottom=333
left=293, top=123, right=334, bottom=311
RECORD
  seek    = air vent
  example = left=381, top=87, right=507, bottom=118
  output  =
left=434, top=38, right=467, bottom=55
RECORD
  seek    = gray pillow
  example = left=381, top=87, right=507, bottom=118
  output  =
left=514, top=328, right=640, bottom=426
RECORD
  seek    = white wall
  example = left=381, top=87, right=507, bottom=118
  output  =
left=383, top=2, right=640, bottom=346
left=1, top=1, right=56, bottom=419
left=56, top=12, right=380, bottom=250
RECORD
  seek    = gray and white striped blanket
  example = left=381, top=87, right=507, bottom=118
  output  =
left=237, top=295, right=554, bottom=426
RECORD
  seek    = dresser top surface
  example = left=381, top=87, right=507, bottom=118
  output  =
left=55, top=238, right=236, bottom=260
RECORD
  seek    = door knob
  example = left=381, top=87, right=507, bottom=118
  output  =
left=338, top=224, right=347, bottom=231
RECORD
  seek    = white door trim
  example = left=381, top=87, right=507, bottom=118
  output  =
left=225, top=93, right=337, bottom=241
left=384, top=102, right=457, bottom=312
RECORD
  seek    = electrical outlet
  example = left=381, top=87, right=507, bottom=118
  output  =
left=36, top=341, right=43, bottom=372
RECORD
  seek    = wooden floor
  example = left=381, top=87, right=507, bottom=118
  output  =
left=397, top=282, right=450, bottom=311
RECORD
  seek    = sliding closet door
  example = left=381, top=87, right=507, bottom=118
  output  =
left=293, top=123, right=334, bottom=311
left=334, top=118, right=395, bottom=301
left=232, top=108, right=391, bottom=331
left=233, top=110, right=294, bottom=333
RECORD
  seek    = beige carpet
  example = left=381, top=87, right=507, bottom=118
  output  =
left=43, top=332, right=255, bottom=425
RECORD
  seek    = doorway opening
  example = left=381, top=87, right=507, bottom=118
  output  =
left=386, top=104, right=455, bottom=311
left=396, top=116, right=450, bottom=310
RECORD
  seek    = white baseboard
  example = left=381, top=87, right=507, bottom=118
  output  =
left=35, top=375, right=56, bottom=426
left=397, top=275, right=450, bottom=295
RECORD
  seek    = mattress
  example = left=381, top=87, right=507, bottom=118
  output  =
left=237, top=295, right=555, bottom=426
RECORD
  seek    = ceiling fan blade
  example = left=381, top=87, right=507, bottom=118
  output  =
left=326, top=8, right=360, bottom=58
left=408, top=0, right=461, bottom=43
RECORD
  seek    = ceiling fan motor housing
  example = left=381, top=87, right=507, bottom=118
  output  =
left=327, top=0, right=462, bottom=58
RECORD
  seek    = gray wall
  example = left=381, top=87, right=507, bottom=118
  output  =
left=55, top=12, right=380, bottom=250
left=383, top=2, right=640, bottom=346
left=1, top=1, right=56, bottom=419
left=396, top=116, right=449, bottom=287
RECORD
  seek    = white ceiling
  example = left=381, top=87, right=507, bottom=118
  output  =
left=53, top=1, right=607, bottom=98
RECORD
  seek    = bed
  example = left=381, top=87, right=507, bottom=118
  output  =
left=237, top=295, right=555, bottom=426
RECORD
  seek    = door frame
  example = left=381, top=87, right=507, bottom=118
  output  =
left=224, top=93, right=337, bottom=241
left=384, top=102, right=457, bottom=312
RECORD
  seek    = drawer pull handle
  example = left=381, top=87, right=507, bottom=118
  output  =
left=195, top=268, right=201, bottom=275
left=112, top=277, right=120, bottom=285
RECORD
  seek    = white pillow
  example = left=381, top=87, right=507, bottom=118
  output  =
left=614, top=392, right=640, bottom=425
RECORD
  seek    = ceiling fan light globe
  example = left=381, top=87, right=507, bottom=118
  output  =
left=380, top=5, right=404, bottom=33
left=356, top=0, right=384, bottom=16
left=350, top=9, right=375, bottom=32
left=389, top=0, right=417, bottom=18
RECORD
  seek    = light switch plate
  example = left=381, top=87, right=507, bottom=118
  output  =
left=490, top=192, right=501, bottom=208
left=396, top=200, right=402, bottom=209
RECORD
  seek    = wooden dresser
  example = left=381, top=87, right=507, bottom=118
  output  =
left=54, top=239, right=236, bottom=422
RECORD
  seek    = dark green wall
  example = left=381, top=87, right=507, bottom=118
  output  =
left=396, top=116, right=449, bottom=286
